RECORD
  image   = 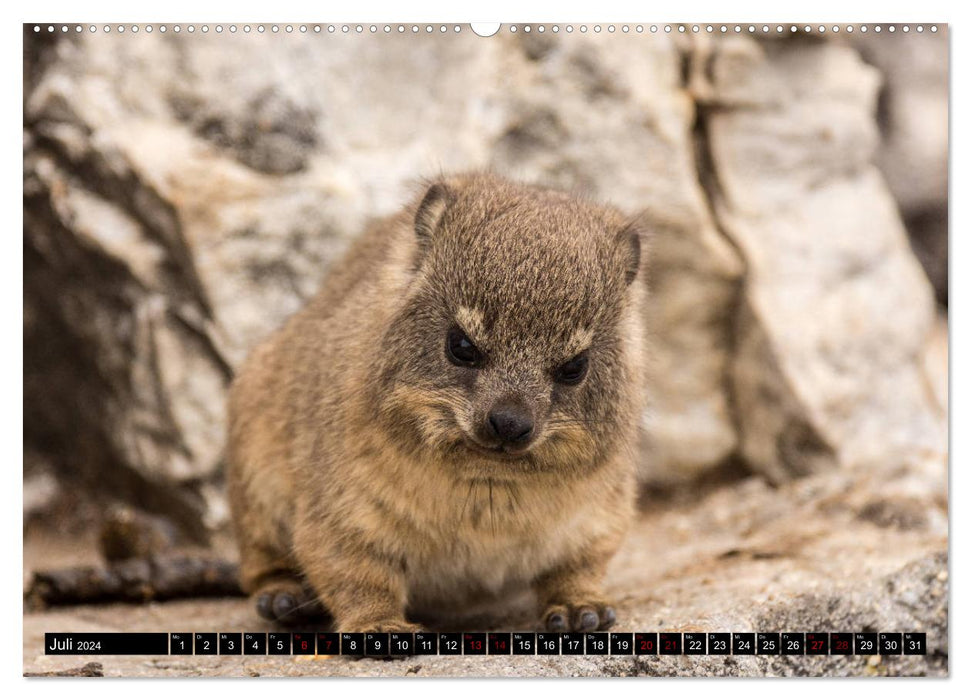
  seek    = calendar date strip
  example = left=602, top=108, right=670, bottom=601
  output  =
left=46, top=631, right=926, bottom=656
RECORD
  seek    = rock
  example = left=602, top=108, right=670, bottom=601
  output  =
left=690, top=35, right=946, bottom=483
left=23, top=29, right=946, bottom=534
left=172, top=87, right=319, bottom=175
left=24, top=661, right=105, bottom=677
left=23, top=460, right=61, bottom=525
left=849, top=30, right=948, bottom=305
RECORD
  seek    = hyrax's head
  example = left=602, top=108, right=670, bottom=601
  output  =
left=378, top=173, right=646, bottom=478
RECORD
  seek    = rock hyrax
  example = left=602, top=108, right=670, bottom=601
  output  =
left=228, top=172, right=647, bottom=632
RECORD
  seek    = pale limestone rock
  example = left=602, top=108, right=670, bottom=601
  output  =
left=696, top=37, right=945, bottom=483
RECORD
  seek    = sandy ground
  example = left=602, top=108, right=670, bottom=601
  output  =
left=23, top=462, right=948, bottom=678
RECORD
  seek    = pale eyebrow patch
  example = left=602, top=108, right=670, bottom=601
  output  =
left=564, top=326, right=594, bottom=357
left=455, top=305, right=487, bottom=343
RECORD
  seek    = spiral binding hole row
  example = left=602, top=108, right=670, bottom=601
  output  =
left=31, top=24, right=940, bottom=35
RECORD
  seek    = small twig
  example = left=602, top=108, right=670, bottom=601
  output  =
left=25, top=555, right=243, bottom=610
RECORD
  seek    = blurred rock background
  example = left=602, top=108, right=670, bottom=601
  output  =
left=23, top=26, right=947, bottom=545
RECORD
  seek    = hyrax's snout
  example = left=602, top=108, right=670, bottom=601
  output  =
left=485, top=400, right=535, bottom=448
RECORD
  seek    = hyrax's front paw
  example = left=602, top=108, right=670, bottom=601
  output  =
left=253, top=578, right=326, bottom=625
left=341, top=617, right=423, bottom=633
left=542, top=601, right=617, bottom=632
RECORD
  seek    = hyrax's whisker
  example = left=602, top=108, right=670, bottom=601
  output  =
left=390, top=380, right=465, bottom=395
left=460, top=479, right=476, bottom=524
left=280, top=594, right=325, bottom=618
left=488, top=479, right=496, bottom=536
left=547, top=417, right=613, bottom=426
left=505, top=481, right=523, bottom=515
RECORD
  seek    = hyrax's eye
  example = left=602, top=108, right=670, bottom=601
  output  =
left=446, top=327, right=483, bottom=367
left=554, top=352, right=589, bottom=385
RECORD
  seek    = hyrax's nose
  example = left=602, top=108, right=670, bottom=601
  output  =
left=487, top=403, right=534, bottom=446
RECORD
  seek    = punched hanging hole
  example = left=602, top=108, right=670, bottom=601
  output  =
left=470, top=23, right=501, bottom=37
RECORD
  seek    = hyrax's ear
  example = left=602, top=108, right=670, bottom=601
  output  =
left=617, top=220, right=646, bottom=286
left=414, top=182, right=454, bottom=258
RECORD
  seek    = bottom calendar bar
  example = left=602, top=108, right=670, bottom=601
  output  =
left=45, top=632, right=927, bottom=657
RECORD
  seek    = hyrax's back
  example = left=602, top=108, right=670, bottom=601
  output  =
left=228, top=172, right=646, bottom=631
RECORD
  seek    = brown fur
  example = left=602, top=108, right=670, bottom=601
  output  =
left=227, top=172, right=648, bottom=632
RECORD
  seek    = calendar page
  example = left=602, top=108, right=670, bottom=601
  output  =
left=22, top=18, right=948, bottom=679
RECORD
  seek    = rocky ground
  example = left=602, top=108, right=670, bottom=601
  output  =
left=24, top=455, right=948, bottom=678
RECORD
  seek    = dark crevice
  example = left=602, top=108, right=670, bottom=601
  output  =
left=168, top=312, right=235, bottom=381
left=687, top=66, right=752, bottom=479
left=904, top=206, right=948, bottom=307
left=23, top=26, right=70, bottom=99
left=27, top=133, right=233, bottom=378
left=24, top=172, right=211, bottom=543
left=686, top=40, right=840, bottom=482
left=29, top=127, right=216, bottom=322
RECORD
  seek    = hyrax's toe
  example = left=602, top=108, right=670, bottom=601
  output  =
left=543, top=606, right=570, bottom=632
left=573, top=607, right=599, bottom=632
left=252, top=579, right=325, bottom=625
left=343, top=617, right=422, bottom=633
left=271, top=592, right=297, bottom=621
left=542, top=602, right=617, bottom=632
left=256, top=591, right=276, bottom=620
